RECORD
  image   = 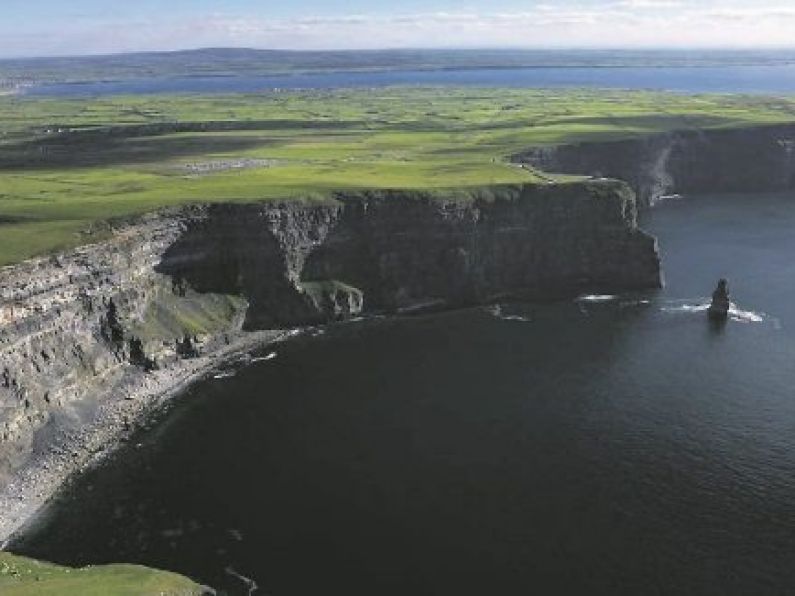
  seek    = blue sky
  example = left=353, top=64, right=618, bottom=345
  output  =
left=3, top=0, right=795, bottom=58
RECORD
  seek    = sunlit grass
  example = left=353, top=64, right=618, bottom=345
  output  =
left=1, top=87, right=794, bottom=265
left=0, top=552, right=205, bottom=596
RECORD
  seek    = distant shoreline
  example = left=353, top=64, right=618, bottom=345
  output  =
left=0, top=83, right=29, bottom=96
left=17, top=63, right=795, bottom=98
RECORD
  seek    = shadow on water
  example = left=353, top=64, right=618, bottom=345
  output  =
left=707, top=317, right=728, bottom=336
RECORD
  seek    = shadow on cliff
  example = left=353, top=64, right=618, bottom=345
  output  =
left=155, top=206, right=324, bottom=330
left=155, top=185, right=661, bottom=333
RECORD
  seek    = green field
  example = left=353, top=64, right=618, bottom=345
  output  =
left=2, top=87, right=795, bottom=265
left=0, top=552, right=205, bottom=595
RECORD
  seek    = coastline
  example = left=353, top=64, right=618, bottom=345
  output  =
left=0, top=85, right=24, bottom=96
left=0, top=327, right=291, bottom=547
left=0, top=182, right=661, bottom=549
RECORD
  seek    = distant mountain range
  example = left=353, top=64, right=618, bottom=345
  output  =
left=3, top=47, right=795, bottom=84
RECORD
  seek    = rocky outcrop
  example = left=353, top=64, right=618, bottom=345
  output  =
left=0, top=180, right=660, bottom=539
left=514, top=124, right=795, bottom=206
left=708, top=279, right=731, bottom=321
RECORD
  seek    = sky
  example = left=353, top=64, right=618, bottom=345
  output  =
left=3, top=0, right=795, bottom=58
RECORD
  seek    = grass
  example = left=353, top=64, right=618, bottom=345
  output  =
left=0, top=552, right=205, bottom=595
left=130, top=292, right=248, bottom=343
left=2, top=87, right=795, bottom=265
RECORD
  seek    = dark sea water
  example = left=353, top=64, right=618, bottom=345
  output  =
left=24, top=65, right=795, bottom=96
left=12, top=192, right=795, bottom=595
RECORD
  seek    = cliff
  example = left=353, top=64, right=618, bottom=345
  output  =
left=0, top=214, right=254, bottom=498
left=159, top=182, right=661, bottom=328
left=0, top=180, right=660, bottom=540
left=514, top=123, right=795, bottom=206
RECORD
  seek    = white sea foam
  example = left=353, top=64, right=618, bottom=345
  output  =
left=500, top=314, right=533, bottom=323
left=661, top=302, right=711, bottom=314
left=577, top=294, right=618, bottom=303
left=661, top=299, right=770, bottom=325
left=251, top=352, right=278, bottom=363
left=486, top=305, right=533, bottom=323
left=620, top=299, right=651, bottom=308
left=213, top=371, right=236, bottom=380
left=728, top=305, right=765, bottom=324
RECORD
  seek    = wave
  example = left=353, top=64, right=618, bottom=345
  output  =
left=660, top=300, right=711, bottom=314
left=491, top=296, right=773, bottom=327
left=251, top=351, right=278, bottom=363
left=728, top=305, right=766, bottom=324
left=576, top=294, right=618, bottom=303
left=499, top=314, right=533, bottom=322
left=660, top=298, right=772, bottom=325
left=620, top=299, right=652, bottom=308
left=486, top=305, right=533, bottom=323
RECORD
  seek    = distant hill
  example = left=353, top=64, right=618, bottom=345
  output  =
left=4, top=47, right=795, bottom=84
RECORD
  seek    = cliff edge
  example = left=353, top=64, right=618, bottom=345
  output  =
left=0, top=180, right=660, bottom=541
left=514, top=123, right=795, bottom=206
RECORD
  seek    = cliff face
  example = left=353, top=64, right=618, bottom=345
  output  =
left=0, top=181, right=660, bottom=502
left=514, top=124, right=795, bottom=206
left=158, top=182, right=661, bottom=329
left=0, top=215, right=250, bottom=487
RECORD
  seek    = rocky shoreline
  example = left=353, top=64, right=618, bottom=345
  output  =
left=0, top=181, right=661, bottom=548
left=0, top=327, right=289, bottom=545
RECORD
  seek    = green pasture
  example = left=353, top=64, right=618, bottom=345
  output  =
left=1, top=87, right=794, bottom=265
left=0, top=552, right=205, bottom=595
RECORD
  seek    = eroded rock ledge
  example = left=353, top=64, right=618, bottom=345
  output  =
left=0, top=180, right=660, bottom=539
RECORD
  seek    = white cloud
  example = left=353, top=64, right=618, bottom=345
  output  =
left=3, top=2, right=795, bottom=57
left=616, top=0, right=683, bottom=9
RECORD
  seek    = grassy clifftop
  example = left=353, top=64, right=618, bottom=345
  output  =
left=0, top=552, right=207, bottom=595
left=1, top=87, right=795, bottom=265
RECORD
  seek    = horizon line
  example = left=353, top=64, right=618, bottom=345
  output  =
left=4, top=45, right=795, bottom=62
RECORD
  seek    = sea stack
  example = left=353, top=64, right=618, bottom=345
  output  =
left=708, top=278, right=730, bottom=321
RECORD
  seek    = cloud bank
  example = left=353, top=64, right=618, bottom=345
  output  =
left=3, top=1, right=795, bottom=58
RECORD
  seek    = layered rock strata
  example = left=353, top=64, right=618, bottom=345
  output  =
left=0, top=180, right=660, bottom=540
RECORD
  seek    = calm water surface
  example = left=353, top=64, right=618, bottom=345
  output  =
left=13, top=193, right=795, bottom=595
left=24, top=65, right=795, bottom=96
